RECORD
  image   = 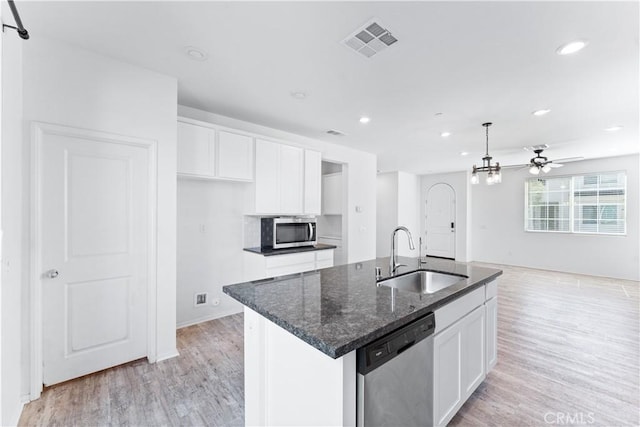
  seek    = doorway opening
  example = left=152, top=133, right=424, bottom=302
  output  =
left=425, top=183, right=455, bottom=260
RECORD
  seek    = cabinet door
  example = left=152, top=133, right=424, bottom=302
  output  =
left=461, top=305, right=486, bottom=397
left=304, top=150, right=322, bottom=215
left=177, top=121, right=215, bottom=176
left=485, top=297, right=498, bottom=372
left=322, top=173, right=342, bottom=215
left=255, top=139, right=280, bottom=214
left=218, top=130, right=254, bottom=181
left=433, top=324, right=462, bottom=427
left=279, top=145, right=304, bottom=214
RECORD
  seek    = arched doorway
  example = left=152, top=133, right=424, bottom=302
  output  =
left=425, top=183, right=456, bottom=259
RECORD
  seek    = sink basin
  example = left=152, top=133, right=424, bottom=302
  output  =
left=378, top=270, right=467, bottom=294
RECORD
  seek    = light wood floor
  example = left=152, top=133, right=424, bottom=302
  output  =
left=19, top=264, right=639, bottom=426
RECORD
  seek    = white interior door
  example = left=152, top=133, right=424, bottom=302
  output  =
left=38, top=125, right=151, bottom=386
left=426, top=183, right=455, bottom=259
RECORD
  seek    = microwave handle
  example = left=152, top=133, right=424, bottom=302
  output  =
left=308, top=223, right=314, bottom=241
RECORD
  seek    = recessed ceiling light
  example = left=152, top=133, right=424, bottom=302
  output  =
left=441, top=131, right=451, bottom=138
left=359, top=116, right=370, bottom=124
left=290, top=91, right=307, bottom=100
left=604, top=125, right=623, bottom=132
left=460, top=151, right=469, bottom=156
left=185, top=46, right=208, bottom=61
left=556, top=40, right=588, bottom=55
left=532, top=109, right=551, bottom=116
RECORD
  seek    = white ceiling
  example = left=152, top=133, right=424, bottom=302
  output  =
left=18, top=1, right=639, bottom=174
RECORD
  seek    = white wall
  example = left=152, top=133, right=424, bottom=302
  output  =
left=420, top=172, right=471, bottom=262
left=16, top=38, right=178, bottom=401
left=176, top=105, right=377, bottom=326
left=376, top=172, right=398, bottom=258
left=376, top=171, right=420, bottom=258
left=397, top=172, right=420, bottom=256
left=471, top=154, right=639, bottom=281
left=176, top=179, right=245, bottom=327
left=1, top=5, right=26, bottom=424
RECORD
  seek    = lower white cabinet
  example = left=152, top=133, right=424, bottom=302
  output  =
left=433, top=305, right=486, bottom=427
left=243, top=250, right=334, bottom=281
left=485, top=296, right=498, bottom=372
left=433, top=281, right=498, bottom=427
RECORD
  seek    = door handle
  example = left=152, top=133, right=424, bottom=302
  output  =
left=46, top=269, right=59, bottom=279
left=308, top=223, right=314, bottom=241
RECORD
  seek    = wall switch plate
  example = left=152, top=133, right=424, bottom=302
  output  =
left=194, top=292, right=208, bottom=306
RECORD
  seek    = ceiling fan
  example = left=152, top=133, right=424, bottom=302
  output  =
left=528, top=148, right=562, bottom=175
left=502, top=145, right=584, bottom=175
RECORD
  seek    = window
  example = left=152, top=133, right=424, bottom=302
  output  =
left=525, top=171, right=626, bottom=235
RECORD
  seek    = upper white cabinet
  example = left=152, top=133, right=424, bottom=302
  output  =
left=254, top=138, right=321, bottom=215
left=177, top=121, right=215, bottom=177
left=304, top=150, right=322, bottom=215
left=218, top=130, right=254, bottom=181
left=322, top=173, right=342, bottom=215
left=279, top=144, right=304, bottom=214
left=177, top=118, right=254, bottom=182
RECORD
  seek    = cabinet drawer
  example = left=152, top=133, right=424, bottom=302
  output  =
left=485, top=280, right=497, bottom=300
left=315, top=250, right=334, bottom=262
left=434, top=287, right=485, bottom=334
left=266, top=262, right=316, bottom=277
left=265, top=252, right=315, bottom=269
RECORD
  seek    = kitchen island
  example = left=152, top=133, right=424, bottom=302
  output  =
left=223, top=257, right=502, bottom=426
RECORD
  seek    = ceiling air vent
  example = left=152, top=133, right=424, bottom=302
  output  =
left=326, top=129, right=346, bottom=136
left=342, top=19, right=398, bottom=58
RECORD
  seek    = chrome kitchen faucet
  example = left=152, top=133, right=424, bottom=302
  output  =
left=389, top=226, right=415, bottom=275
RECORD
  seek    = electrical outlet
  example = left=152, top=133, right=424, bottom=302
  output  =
left=194, top=292, right=208, bottom=307
left=211, top=298, right=220, bottom=307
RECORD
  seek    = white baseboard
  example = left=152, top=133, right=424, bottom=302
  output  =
left=6, top=398, right=27, bottom=427
left=155, top=349, right=180, bottom=363
left=176, top=307, right=243, bottom=329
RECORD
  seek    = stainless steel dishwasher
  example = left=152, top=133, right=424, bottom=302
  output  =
left=356, top=312, right=435, bottom=427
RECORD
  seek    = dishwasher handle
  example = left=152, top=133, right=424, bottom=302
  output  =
left=357, top=312, right=435, bottom=376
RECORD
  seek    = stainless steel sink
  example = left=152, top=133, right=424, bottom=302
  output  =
left=377, top=270, right=467, bottom=294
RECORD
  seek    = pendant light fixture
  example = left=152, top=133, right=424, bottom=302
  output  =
left=470, top=122, right=502, bottom=185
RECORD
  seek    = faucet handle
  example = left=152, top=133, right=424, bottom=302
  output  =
left=375, top=266, right=382, bottom=280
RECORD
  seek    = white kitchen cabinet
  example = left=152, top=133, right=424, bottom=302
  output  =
left=304, top=150, right=322, bottom=215
left=461, top=306, right=486, bottom=396
left=177, top=120, right=215, bottom=177
left=433, top=318, right=462, bottom=427
left=255, top=139, right=314, bottom=215
left=279, top=144, right=304, bottom=214
left=485, top=296, right=498, bottom=372
left=322, top=173, right=342, bottom=215
left=177, top=119, right=254, bottom=182
left=217, top=130, right=254, bottom=181
left=255, top=139, right=280, bottom=213
left=243, top=249, right=334, bottom=282
left=433, top=289, right=487, bottom=427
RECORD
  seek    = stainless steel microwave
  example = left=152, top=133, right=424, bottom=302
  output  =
left=261, top=217, right=317, bottom=250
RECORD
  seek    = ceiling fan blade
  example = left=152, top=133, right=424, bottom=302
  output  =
left=548, top=163, right=564, bottom=168
left=553, top=156, right=584, bottom=163
left=500, top=163, right=529, bottom=169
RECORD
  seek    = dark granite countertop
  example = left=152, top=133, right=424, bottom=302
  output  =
left=223, top=256, right=502, bottom=359
left=244, top=243, right=337, bottom=256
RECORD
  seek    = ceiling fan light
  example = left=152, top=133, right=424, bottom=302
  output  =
left=542, top=164, right=552, bottom=173
left=529, top=165, right=540, bottom=175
